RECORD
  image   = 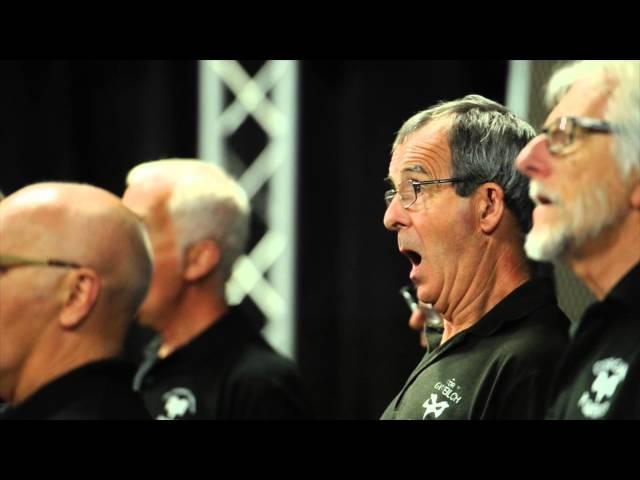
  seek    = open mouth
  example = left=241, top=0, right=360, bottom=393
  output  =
left=530, top=182, right=558, bottom=207
left=536, top=194, right=553, bottom=206
left=403, top=250, right=422, bottom=266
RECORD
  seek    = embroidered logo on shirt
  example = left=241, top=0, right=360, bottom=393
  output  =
left=577, top=357, right=628, bottom=419
left=434, top=377, right=463, bottom=405
left=422, top=378, right=463, bottom=419
left=157, top=387, right=197, bottom=420
left=422, top=394, right=449, bottom=419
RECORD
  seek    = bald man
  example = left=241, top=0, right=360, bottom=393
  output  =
left=0, top=182, right=153, bottom=419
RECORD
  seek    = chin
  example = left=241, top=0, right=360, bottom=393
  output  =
left=524, top=223, right=570, bottom=262
left=135, top=308, right=158, bottom=329
left=528, top=186, right=623, bottom=262
left=415, top=285, right=435, bottom=308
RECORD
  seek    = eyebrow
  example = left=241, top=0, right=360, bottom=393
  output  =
left=402, top=165, right=428, bottom=174
left=385, top=165, right=431, bottom=187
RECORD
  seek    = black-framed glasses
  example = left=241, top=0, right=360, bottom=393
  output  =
left=541, top=116, right=616, bottom=155
left=0, top=254, right=82, bottom=275
left=384, top=178, right=466, bottom=209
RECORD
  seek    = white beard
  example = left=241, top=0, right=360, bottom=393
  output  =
left=525, top=220, right=570, bottom=261
left=525, top=181, right=625, bottom=262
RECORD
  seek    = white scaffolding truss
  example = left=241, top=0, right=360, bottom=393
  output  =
left=198, top=60, right=298, bottom=359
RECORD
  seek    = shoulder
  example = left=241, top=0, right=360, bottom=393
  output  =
left=219, top=347, right=312, bottom=419
left=503, top=303, right=569, bottom=350
left=228, top=345, right=303, bottom=385
left=482, top=304, right=570, bottom=377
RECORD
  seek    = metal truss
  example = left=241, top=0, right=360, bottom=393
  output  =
left=198, top=60, right=298, bottom=358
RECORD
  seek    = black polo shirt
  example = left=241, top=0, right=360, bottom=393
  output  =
left=0, top=359, right=150, bottom=420
left=381, top=278, right=569, bottom=420
left=546, top=261, right=640, bottom=420
left=133, top=307, right=312, bottom=420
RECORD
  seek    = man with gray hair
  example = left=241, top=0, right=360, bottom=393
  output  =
left=123, top=159, right=311, bottom=419
left=516, top=61, right=640, bottom=419
left=381, top=95, right=569, bottom=419
left=0, top=182, right=153, bottom=419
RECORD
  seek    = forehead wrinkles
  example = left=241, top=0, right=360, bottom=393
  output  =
left=404, top=141, right=449, bottom=166
left=400, top=119, right=450, bottom=161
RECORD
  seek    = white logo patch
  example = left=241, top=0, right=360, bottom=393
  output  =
left=422, top=378, right=463, bottom=419
left=422, top=394, right=449, bottom=419
left=577, top=357, right=628, bottom=419
left=157, top=387, right=197, bottom=420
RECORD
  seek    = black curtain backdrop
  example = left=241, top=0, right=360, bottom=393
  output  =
left=1, top=60, right=508, bottom=420
left=1, top=60, right=197, bottom=196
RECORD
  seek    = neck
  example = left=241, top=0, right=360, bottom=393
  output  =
left=567, top=213, right=640, bottom=300
left=12, top=332, right=120, bottom=405
left=441, top=243, right=530, bottom=344
left=157, top=285, right=228, bottom=359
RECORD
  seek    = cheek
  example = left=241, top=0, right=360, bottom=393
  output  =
left=146, top=251, right=182, bottom=298
left=0, top=275, right=58, bottom=313
left=560, top=164, right=586, bottom=203
left=421, top=202, right=471, bottom=245
left=0, top=279, right=14, bottom=311
left=0, top=290, right=17, bottom=349
left=0, top=309, right=25, bottom=365
left=0, top=288, right=54, bottom=369
left=411, top=191, right=472, bottom=245
left=558, top=147, right=620, bottom=203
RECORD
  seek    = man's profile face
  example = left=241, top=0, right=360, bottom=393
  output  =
left=122, top=181, right=183, bottom=330
left=517, top=74, right=626, bottom=261
left=0, top=210, right=61, bottom=394
left=383, top=121, right=476, bottom=313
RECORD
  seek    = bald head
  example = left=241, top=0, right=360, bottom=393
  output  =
left=1, top=182, right=152, bottom=321
left=0, top=183, right=153, bottom=404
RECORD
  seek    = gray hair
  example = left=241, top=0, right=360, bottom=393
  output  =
left=127, top=159, right=250, bottom=286
left=546, top=60, right=640, bottom=179
left=394, top=94, right=536, bottom=233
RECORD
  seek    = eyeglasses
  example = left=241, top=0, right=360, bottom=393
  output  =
left=0, top=254, right=82, bottom=275
left=541, top=116, right=616, bottom=155
left=384, top=178, right=466, bottom=209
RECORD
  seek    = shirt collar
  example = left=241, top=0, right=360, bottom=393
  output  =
left=467, top=277, right=558, bottom=338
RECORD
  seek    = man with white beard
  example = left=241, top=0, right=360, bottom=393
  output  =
left=516, top=60, right=640, bottom=419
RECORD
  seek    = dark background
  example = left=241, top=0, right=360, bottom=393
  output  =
left=1, top=60, right=509, bottom=419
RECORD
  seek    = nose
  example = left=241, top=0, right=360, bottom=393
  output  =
left=383, top=196, right=410, bottom=232
left=516, top=135, right=553, bottom=179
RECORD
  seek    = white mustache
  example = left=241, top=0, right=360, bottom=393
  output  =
left=529, top=181, right=560, bottom=206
